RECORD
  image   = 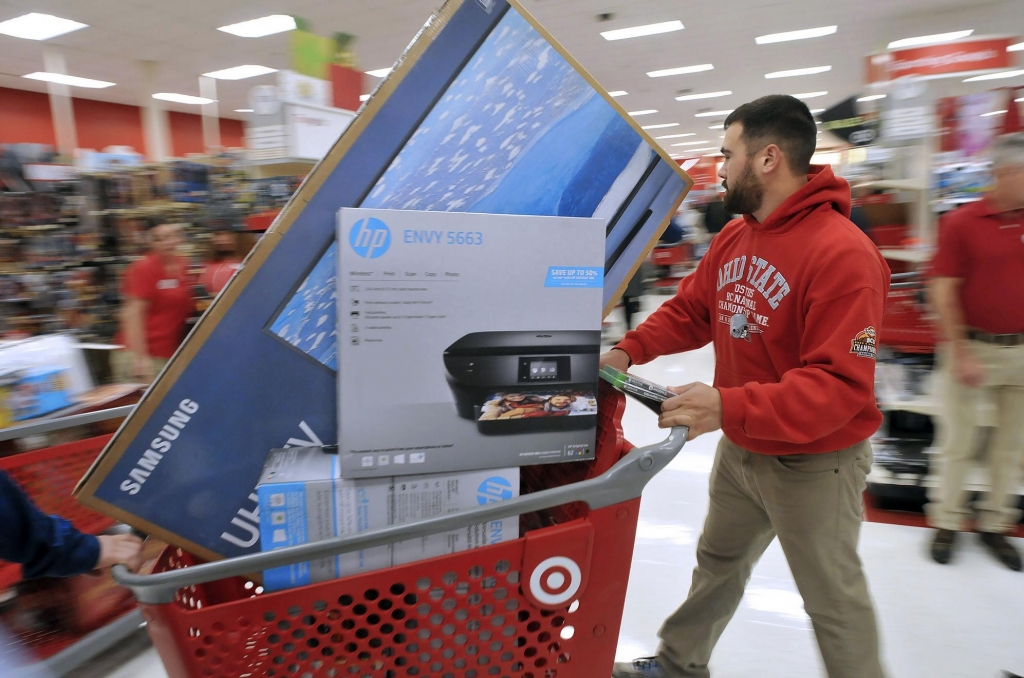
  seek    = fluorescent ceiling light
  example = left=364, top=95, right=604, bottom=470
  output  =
left=695, top=109, right=733, bottom=118
left=203, top=65, right=277, bottom=80
left=647, top=64, right=714, bottom=78
left=964, top=69, right=1024, bottom=82
left=709, top=124, right=724, bottom=129
left=981, top=110, right=1007, bottom=117
left=887, top=30, right=973, bottom=50
left=756, top=26, right=837, bottom=45
left=607, top=90, right=628, bottom=97
left=656, top=132, right=696, bottom=139
left=809, top=108, right=825, bottom=114
left=642, top=123, right=679, bottom=130
left=153, top=93, right=214, bottom=105
left=765, top=66, right=831, bottom=79
left=677, top=147, right=720, bottom=153
left=857, top=94, right=887, bottom=102
left=628, top=109, right=659, bottom=116
left=0, top=13, right=87, bottom=40
left=1009, top=42, right=1024, bottom=52
left=793, top=91, right=828, bottom=100
left=23, top=72, right=114, bottom=89
left=234, top=108, right=253, bottom=113
left=218, top=15, right=296, bottom=38
left=359, top=94, right=371, bottom=102
left=671, top=140, right=709, bottom=146
left=366, top=67, right=392, bottom=78
left=601, top=20, right=684, bottom=41
left=1017, top=97, right=1024, bottom=103
left=675, top=90, right=731, bottom=101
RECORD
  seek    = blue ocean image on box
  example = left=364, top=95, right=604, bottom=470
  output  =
left=272, top=9, right=653, bottom=367
left=269, top=241, right=338, bottom=370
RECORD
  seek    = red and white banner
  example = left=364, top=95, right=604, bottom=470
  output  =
left=866, top=37, right=1019, bottom=83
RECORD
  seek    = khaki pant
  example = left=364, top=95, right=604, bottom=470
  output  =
left=926, top=341, right=1024, bottom=534
left=111, top=350, right=168, bottom=385
left=657, top=437, right=886, bottom=678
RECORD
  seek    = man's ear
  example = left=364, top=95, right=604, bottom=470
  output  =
left=759, top=144, right=783, bottom=175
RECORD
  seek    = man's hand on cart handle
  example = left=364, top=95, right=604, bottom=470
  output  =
left=659, top=383, right=722, bottom=440
left=96, top=533, right=145, bottom=573
left=600, top=348, right=632, bottom=372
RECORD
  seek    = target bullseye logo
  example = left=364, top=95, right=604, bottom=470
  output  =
left=529, top=556, right=582, bottom=606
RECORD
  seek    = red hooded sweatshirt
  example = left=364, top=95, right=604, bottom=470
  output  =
left=617, top=166, right=891, bottom=455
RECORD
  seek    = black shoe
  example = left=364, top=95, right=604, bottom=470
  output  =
left=930, top=529, right=957, bottom=564
left=979, top=532, right=1023, bottom=571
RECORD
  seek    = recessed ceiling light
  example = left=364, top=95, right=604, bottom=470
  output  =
left=203, top=65, right=277, bottom=80
left=695, top=109, right=734, bottom=118
left=675, top=90, right=732, bottom=102
left=793, top=91, right=828, bottom=100
left=153, top=93, right=215, bottom=105
left=887, top=30, right=973, bottom=50
left=628, top=110, right=659, bottom=116
left=23, top=72, right=114, bottom=89
left=608, top=90, right=628, bottom=97
left=0, top=13, right=87, bottom=41
left=671, top=140, right=709, bottom=146
left=656, top=132, right=697, bottom=139
left=857, top=94, right=887, bottom=102
left=755, top=26, right=837, bottom=45
left=981, top=110, right=1007, bottom=117
left=234, top=108, right=254, bottom=113
left=218, top=15, right=296, bottom=38
left=647, top=64, right=714, bottom=78
left=642, top=123, right=680, bottom=130
left=809, top=108, right=825, bottom=114
left=366, top=67, right=392, bottom=78
left=765, top=66, right=831, bottom=79
left=1009, top=42, right=1024, bottom=52
left=964, top=69, right=1024, bottom=82
left=359, top=94, right=371, bottom=102
left=709, top=124, right=724, bottom=129
left=601, top=20, right=684, bottom=41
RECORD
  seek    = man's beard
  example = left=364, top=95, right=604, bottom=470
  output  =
left=723, top=160, right=765, bottom=215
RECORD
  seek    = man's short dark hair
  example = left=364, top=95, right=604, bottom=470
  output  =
left=724, top=95, right=817, bottom=176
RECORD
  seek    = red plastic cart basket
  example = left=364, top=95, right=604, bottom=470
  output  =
left=0, top=434, right=117, bottom=591
left=114, top=387, right=688, bottom=678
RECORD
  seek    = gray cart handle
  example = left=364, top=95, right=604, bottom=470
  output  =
left=114, top=427, right=688, bottom=604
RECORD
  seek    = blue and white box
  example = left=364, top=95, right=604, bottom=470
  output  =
left=257, top=446, right=391, bottom=592
left=392, top=468, right=520, bottom=566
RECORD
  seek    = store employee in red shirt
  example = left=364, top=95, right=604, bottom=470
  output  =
left=608, top=96, right=890, bottom=678
left=927, top=133, right=1024, bottom=572
left=115, top=221, right=194, bottom=383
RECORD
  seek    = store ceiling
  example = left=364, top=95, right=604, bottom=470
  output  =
left=0, top=0, right=1021, bottom=156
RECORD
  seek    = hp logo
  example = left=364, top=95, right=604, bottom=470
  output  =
left=349, top=218, right=391, bottom=259
left=477, top=477, right=514, bottom=505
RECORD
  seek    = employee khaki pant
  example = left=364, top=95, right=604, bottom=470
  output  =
left=657, top=437, right=886, bottom=678
left=111, top=350, right=168, bottom=385
left=926, top=341, right=1024, bottom=534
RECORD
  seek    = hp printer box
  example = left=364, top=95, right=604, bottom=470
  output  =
left=392, top=468, right=519, bottom=566
left=257, top=447, right=391, bottom=592
left=337, top=209, right=604, bottom=479
left=258, top=448, right=520, bottom=590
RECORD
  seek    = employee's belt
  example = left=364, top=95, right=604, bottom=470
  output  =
left=968, top=329, right=1024, bottom=346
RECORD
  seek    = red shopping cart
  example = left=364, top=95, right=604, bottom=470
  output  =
left=113, top=387, right=688, bottom=678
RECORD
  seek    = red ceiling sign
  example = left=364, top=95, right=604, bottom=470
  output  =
left=866, top=38, right=1019, bottom=83
left=678, top=156, right=718, bottom=191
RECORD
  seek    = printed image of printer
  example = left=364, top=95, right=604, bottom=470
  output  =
left=443, top=330, right=601, bottom=434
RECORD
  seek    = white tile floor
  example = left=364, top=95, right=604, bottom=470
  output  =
left=75, top=296, right=1024, bottom=677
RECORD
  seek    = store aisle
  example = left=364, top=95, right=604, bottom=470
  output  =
left=83, top=296, right=1023, bottom=678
